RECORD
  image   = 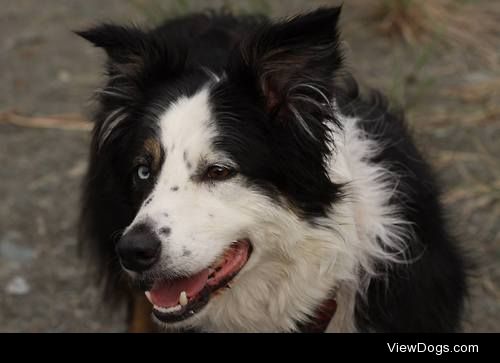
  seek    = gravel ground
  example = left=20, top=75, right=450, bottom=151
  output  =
left=1, top=0, right=498, bottom=332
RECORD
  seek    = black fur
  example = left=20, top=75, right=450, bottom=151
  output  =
left=335, top=81, right=468, bottom=332
left=78, top=8, right=467, bottom=331
left=211, top=7, right=343, bottom=217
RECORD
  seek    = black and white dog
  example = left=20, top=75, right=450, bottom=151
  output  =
left=78, top=7, right=467, bottom=332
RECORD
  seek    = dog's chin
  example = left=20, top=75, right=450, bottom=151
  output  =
left=137, top=239, right=252, bottom=326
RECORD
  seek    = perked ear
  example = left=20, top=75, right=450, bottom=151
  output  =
left=228, top=7, right=342, bottom=125
left=75, top=24, right=149, bottom=78
left=75, top=24, right=185, bottom=82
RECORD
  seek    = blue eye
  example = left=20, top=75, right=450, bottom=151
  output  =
left=137, top=165, right=151, bottom=180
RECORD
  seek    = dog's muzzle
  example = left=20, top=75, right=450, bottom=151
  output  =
left=116, top=224, right=162, bottom=272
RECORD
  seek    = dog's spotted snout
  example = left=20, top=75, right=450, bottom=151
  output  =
left=117, top=223, right=162, bottom=272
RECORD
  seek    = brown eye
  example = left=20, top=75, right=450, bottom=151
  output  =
left=205, top=165, right=235, bottom=181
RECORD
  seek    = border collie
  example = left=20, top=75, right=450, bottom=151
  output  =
left=77, top=7, right=467, bottom=332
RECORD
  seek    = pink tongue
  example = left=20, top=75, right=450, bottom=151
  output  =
left=207, top=242, right=249, bottom=286
left=149, top=269, right=209, bottom=308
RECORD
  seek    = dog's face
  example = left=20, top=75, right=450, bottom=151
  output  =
left=79, top=8, right=343, bottom=331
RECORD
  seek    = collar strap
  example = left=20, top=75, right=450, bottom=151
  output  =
left=297, top=297, right=337, bottom=333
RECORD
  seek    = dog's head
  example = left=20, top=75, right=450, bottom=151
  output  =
left=79, top=7, right=344, bottom=331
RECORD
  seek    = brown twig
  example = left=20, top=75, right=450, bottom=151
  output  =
left=0, top=110, right=92, bottom=131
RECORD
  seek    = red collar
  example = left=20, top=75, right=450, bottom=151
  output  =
left=297, top=297, right=337, bottom=333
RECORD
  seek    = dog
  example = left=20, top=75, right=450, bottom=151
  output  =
left=77, top=7, right=467, bottom=332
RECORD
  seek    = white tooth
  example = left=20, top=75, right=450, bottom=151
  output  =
left=145, top=291, right=152, bottom=304
left=179, top=291, right=188, bottom=306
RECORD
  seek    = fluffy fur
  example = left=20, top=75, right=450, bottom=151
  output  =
left=77, top=7, right=467, bottom=332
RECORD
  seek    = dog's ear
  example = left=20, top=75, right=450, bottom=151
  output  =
left=75, top=24, right=184, bottom=81
left=75, top=24, right=149, bottom=78
left=227, top=7, right=342, bottom=126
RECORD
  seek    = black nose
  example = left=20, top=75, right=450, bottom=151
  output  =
left=116, top=224, right=162, bottom=272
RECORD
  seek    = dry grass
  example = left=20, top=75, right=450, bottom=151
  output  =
left=412, top=106, right=500, bottom=127
left=410, top=76, right=500, bottom=127
left=443, top=78, right=500, bottom=103
left=370, top=0, right=499, bottom=67
left=433, top=137, right=500, bottom=241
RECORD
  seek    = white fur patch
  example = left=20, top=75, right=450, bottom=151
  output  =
left=324, top=113, right=411, bottom=332
left=125, top=88, right=409, bottom=332
left=126, top=87, right=246, bottom=274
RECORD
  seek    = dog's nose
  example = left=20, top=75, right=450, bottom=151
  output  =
left=116, top=224, right=161, bottom=272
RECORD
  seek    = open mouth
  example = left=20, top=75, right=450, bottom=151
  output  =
left=144, top=239, right=251, bottom=324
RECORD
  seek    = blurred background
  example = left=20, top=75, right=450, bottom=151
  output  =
left=0, top=0, right=498, bottom=332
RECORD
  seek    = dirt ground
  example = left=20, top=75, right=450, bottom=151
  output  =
left=1, top=0, right=498, bottom=332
